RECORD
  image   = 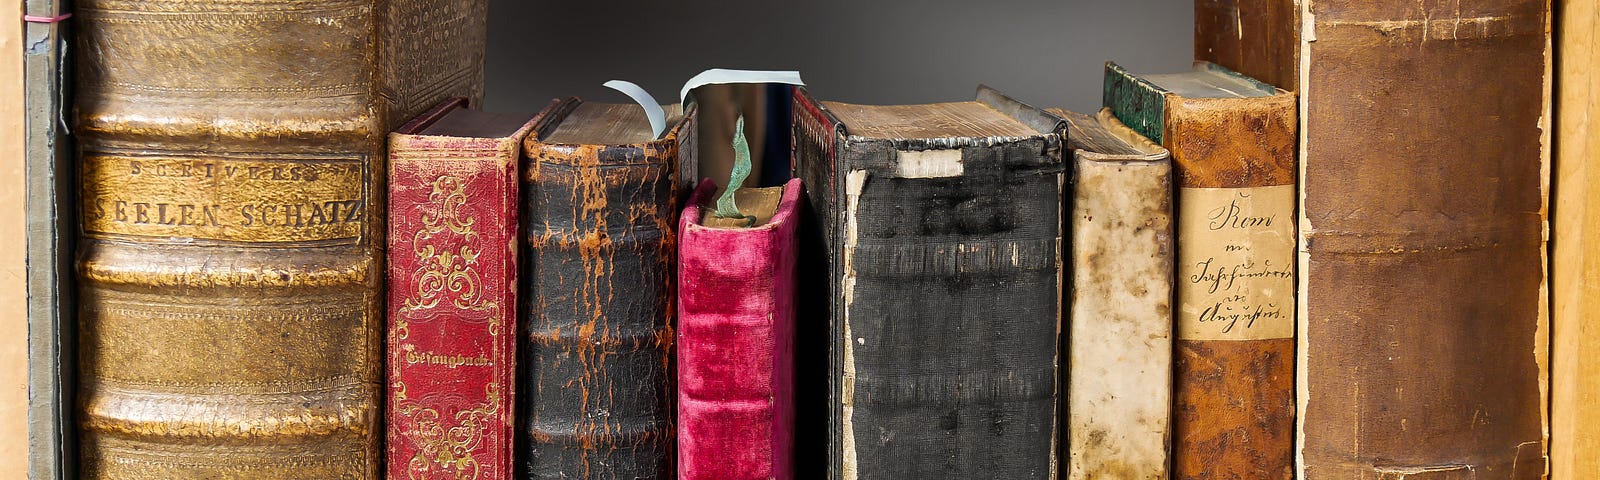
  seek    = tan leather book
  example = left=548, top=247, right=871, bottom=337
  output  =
left=1197, top=1, right=1552, bottom=478
left=1553, top=0, right=1599, bottom=477
left=1105, top=61, right=1297, bottom=480
left=74, top=1, right=487, bottom=477
left=1053, top=107, right=1174, bottom=480
left=2, top=4, right=30, bottom=474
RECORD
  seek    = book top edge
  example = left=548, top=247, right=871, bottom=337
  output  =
left=536, top=100, right=686, bottom=146
left=821, top=100, right=1042, bottom=141
left=1113, top=61, right=1282, bottom=100
left=1053, top=107, right=1168, bottom=160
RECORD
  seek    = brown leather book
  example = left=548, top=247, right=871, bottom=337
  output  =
left=520, top=98, right=692, bottom=479
left=1194, top=0, right=1299, bottom=90
left=1553, top=0, right=1598, bottom=477
left=1104, top=62, right=1297, bottom=480
left=1195, top=1, right=1552, bottom=478
left=74, top=1, right=487, bottom=478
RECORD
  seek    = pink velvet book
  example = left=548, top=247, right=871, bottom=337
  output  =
left=677, top=177, right=802, bottom=480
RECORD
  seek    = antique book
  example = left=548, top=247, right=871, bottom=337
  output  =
left=1553, top=0, right=1597, bottom=477
left=520, top=98, right=692, bottom=478
left=74, top=1, right=488, bottom=478
left=792, top=86, right=1065, bottom=479
left=1104, top=61, right=1296, bottom=480
left=677, top=178, right=802, bottom=480
left=1051, top=108, right=1173, bottom=480
left=387, top=99, right=535, bottom=480
left=1227, top=1, right=1545, bottom=478
left=23, top=0, right=73, bottom=477
left=1194, top=0, right=1299, bottom=90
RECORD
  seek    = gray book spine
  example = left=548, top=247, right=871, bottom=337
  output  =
left=24, top=0, right=75, bottom=478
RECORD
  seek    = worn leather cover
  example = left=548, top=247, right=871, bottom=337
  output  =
left=677, top=178, right=802, bottom=480
left=1194, top=0, right=1300, bottom=90
left=1552, top=0, right=1596, bottom=477
left=73, top=1, right=488, bottom=477
left=387, top=99, right=535, bottom=480
left=793, top=86, right=1065, bottom=480
left=520, top=98, right=691, bottom=479
left=1105, top=62, right=1297, bottom=480
left=23, top=0, right=73, bottom=477
left=1297, top=1, right=1550, bottom=478
left=1054, top=108, right=1174, bottom=480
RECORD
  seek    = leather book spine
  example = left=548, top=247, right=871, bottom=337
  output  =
left=1064, top=112, right=1174, bottom=480
left=1164, top=84, right=1297, bottom=480
left=792, top=88, right=1065, bottom=479
left=676, top=178, right=803, bottom=480
left=386, top=100, right=533, bottom=480
left=1554, top=0, right=1599, bottom=477
left=519, top=101, right=686, bottom=479
left=73, top=1, right=486, bottom=478
left=1194, top=0, right=1300, bottom=89
left=1299, top=1, right=1549, bottom=478
left=1105, top=63, right=1298, bottom=480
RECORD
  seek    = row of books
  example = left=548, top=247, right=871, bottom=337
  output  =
left=29, top=0, right=1580, bottom=480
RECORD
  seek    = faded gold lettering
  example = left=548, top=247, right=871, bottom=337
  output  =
left=83, top=155, right=366, bottom=242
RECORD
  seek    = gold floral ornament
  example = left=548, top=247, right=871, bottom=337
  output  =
left=397, top=383, right=502, bottom=480
left=392, top=174, right=508, bottom=479
left=402, top=175, right=499, bottom=323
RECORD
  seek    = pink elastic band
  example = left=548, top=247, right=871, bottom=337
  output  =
left=23, top=12, right=72, bottom=23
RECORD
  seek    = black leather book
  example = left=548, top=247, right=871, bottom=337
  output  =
left=519, top=98, right=693, bottom=479
left=791, top=86, right=1066, bottom=479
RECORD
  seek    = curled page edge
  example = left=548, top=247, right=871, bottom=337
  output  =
left=602, top=79, right=667, bottom=138
left=678, top=69, right=805, bottom=107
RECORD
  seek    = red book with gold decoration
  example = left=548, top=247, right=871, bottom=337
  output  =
left=386, top=98, right=537, bottom=480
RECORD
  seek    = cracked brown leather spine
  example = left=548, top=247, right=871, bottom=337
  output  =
left=520, top=98, right=691, bottom=479
left=1292, top=1, right=1551, bottom=478
left=1105, top=61, right=1297, bottom=480
left=74, top=1, right=487, bottom=478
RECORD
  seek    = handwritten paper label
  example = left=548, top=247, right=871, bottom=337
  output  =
left=1177, top=185, right=1295, bottom=341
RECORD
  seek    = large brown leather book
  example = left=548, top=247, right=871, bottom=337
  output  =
left=1104, top=62, right=1297, bottom=480
left=520, top=98, right=692, bottom=479
left=1194, top=1, right=1552, bottom=478
left=1554, top=0, right=1598, bottom=477
left=74, top=1, right=487, bottom=477
left=792, top=86, right=1064, bottom=479
left=1052, top=107, right=1174, bottom=480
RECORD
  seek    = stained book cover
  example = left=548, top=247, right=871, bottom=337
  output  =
left=1104, top=61, right=1296, bottom=480
left=520, top=98, right=693, bottom=479
left=677, top=178, right=802, bottom=480
left=1291, top=2, right=1549, bottom=478
left=792, top=86, right=1065, bottom=479
left=73, top=0, right=489, bottom=477
left=1051, top=108, right=1173, bottom=480
left=387, top=99, right=535, bottom=480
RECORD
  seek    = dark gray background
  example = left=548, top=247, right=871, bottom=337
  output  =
left=483, top=0, right=1193, bottom=114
